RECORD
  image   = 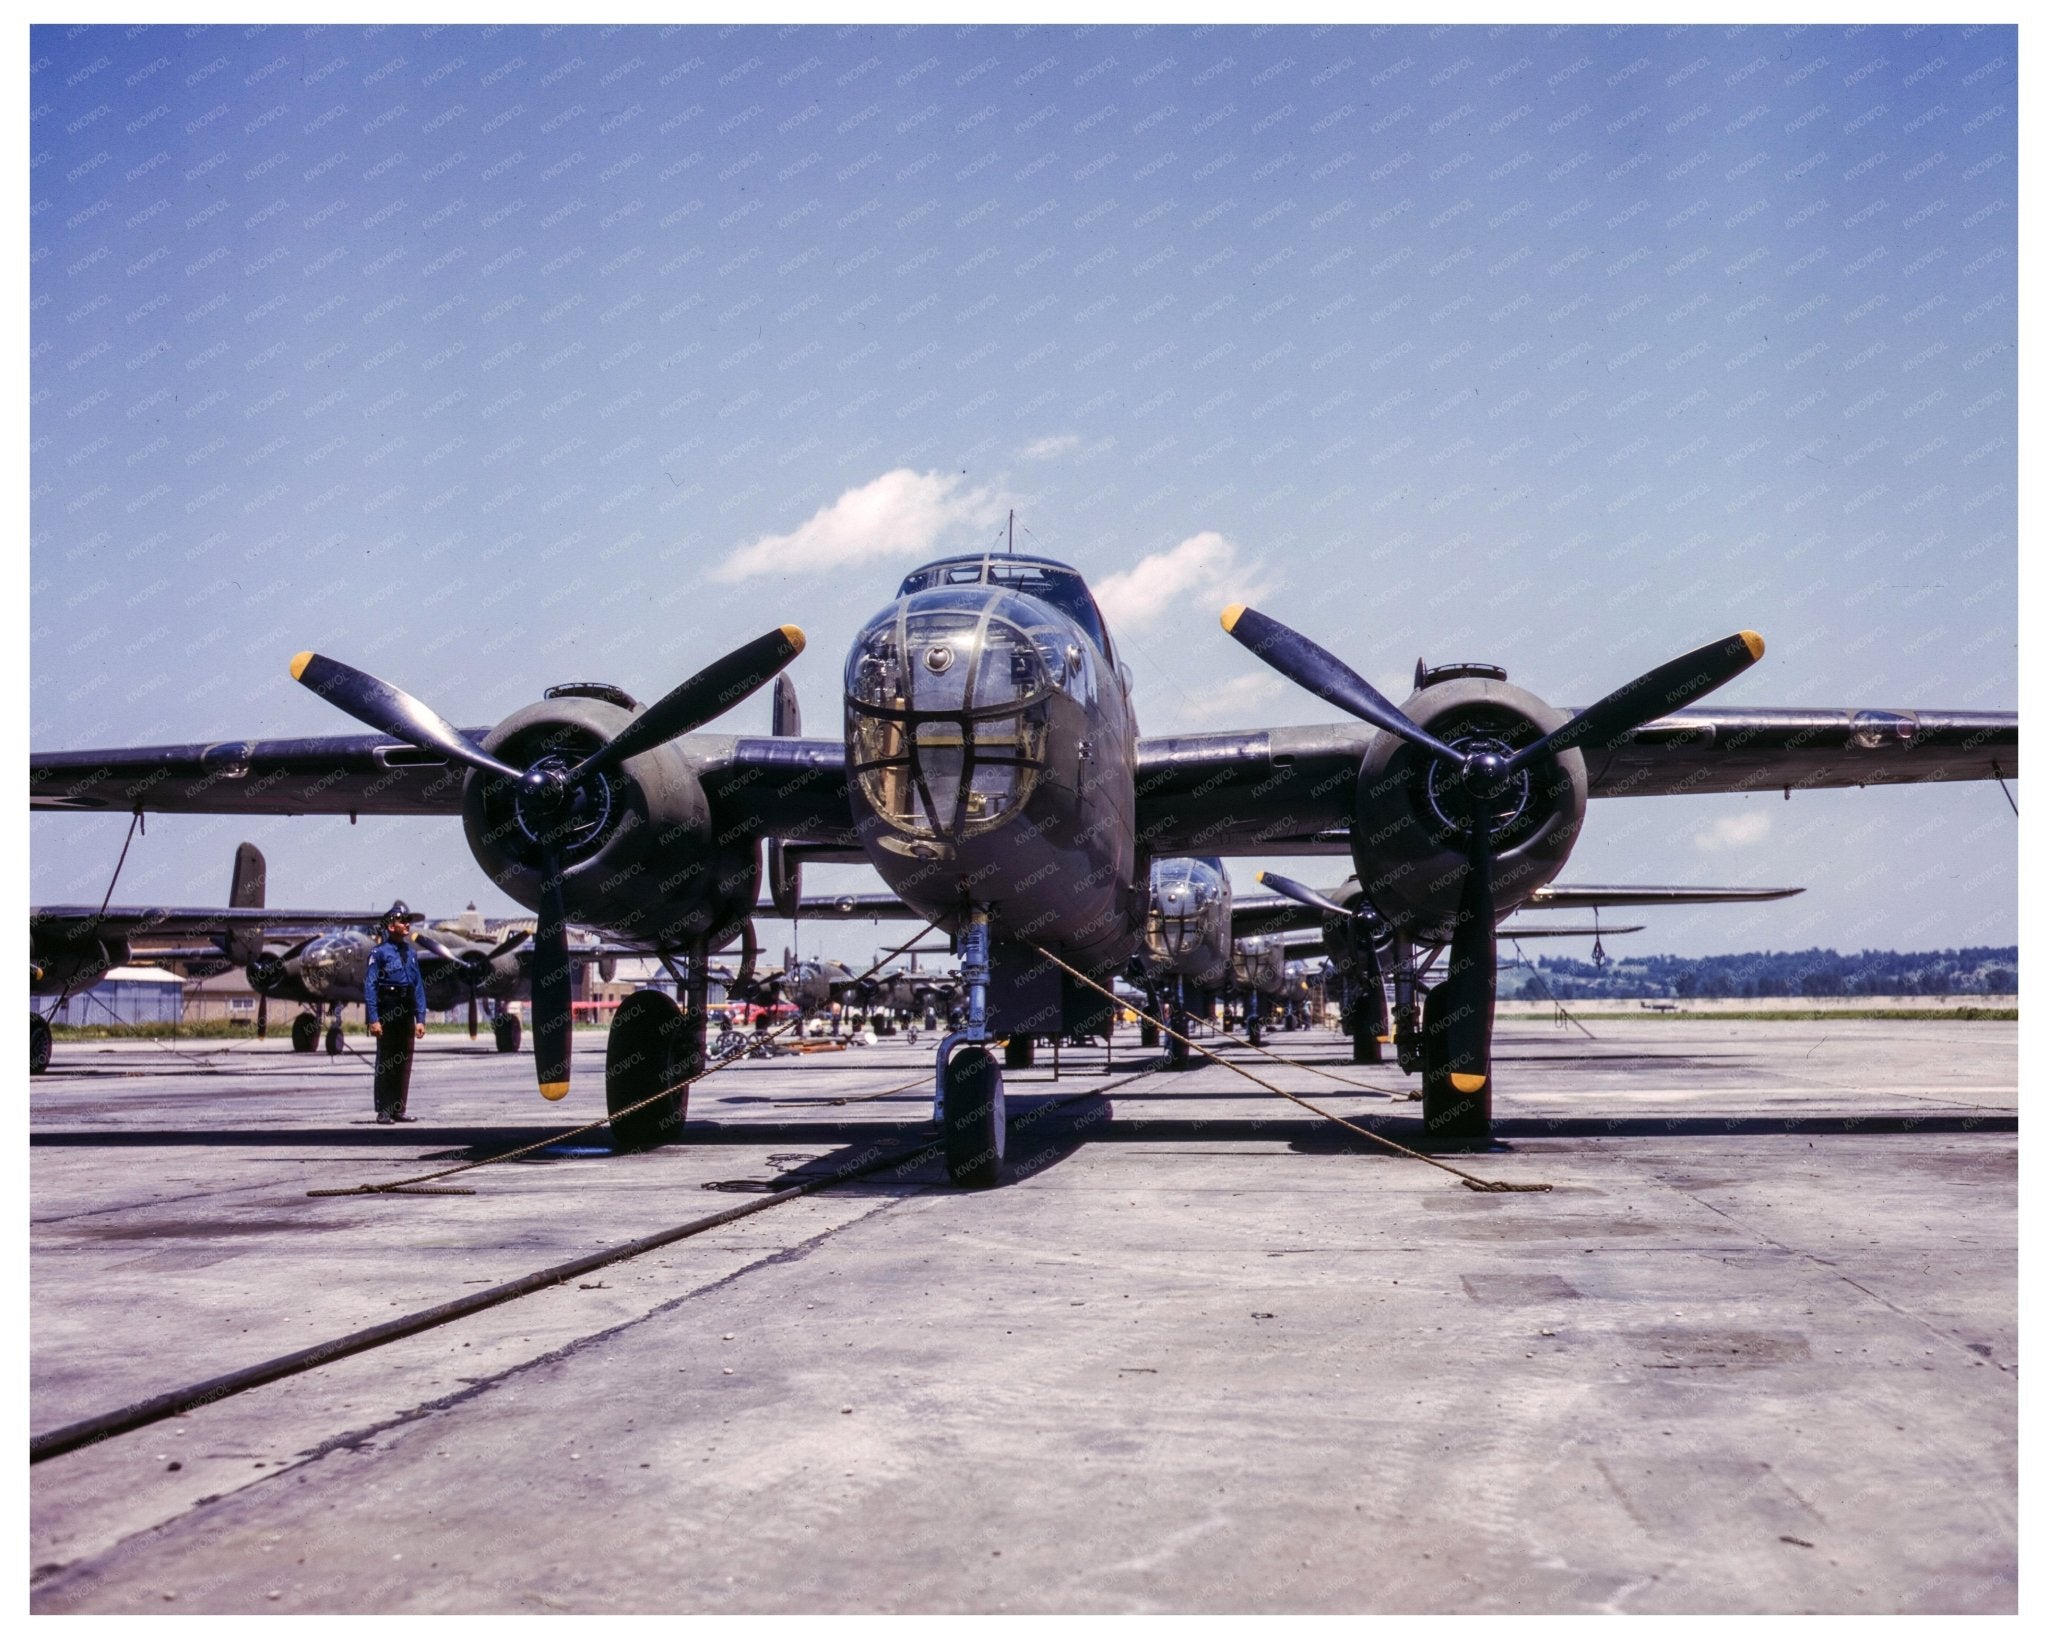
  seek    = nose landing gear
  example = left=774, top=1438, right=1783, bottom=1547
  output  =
left=935, top=911, right=1008, bottom=1188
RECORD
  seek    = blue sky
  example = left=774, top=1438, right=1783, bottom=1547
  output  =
left=28, top=22, right=2019, bottom=961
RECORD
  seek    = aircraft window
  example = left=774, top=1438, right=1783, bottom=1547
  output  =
left=895, top=556, right=1115, bottom=666
left=847, top=598, right=1053, bottom=841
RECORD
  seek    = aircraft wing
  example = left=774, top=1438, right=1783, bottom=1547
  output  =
left=1496, top=923, right=1645, bottom=938
left=29, top=730, right=860, bottom=843
left=1130, top=709, right=2016, bottom=856
left=30, top=905, right=389, bottom=937
left=1229, top=897, right=1326, bottom=940
left=764, top=893, right=922, bottom=921
left=1525, top=884, right=1801, bottom=909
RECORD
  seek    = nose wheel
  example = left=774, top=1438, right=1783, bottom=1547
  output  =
left=939, top=1045, right=1005, bottom=1188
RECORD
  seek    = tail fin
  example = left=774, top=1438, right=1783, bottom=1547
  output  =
left=229, top=842, right=267, bottom=909
left=224, top=843, right=268, bottom=963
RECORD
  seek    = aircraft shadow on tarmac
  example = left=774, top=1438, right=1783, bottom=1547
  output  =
left=29, top=1097, right=2012, bottom=1170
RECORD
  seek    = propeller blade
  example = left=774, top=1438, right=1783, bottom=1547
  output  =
left=565, top=626, right=805, bottom=785
left=256, top=992, right=268, bottom=1040
left=289, top=653, right=525, bottom=783
left=1506, top=632, right=1764, bottom=774
left=413, top=931, right=457, bottom=963
left=484, top=927, right=532, bottom=962
left=1220, top=606, right=1464, bottom=765
left=532, top=845, right=573, bottom=1101
left=1255, top=870, right=1356, bottom=921
left=734, top=917, right=759, bottom=995
left=1431, top=823, right=1498, bottom=1111
left=467, top=990, right=479, bottom=1040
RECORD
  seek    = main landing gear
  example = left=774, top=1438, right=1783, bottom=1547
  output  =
left=935, top=912, right=1007, bottom=1188
left=290, top=1012, right=321, bottom=1053
left=492, top=1010, right=522, bottom=1053
left=603, top=943, right=708, bottom=1152
left=29, top=1013, right=51, bottom=1075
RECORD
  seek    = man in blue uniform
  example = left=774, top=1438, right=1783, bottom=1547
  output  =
left=364, top=904, right=429, bottom=1123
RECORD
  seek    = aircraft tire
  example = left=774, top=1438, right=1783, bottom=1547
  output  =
left=1138, top=1018, right=1158, bottom=1049
left=493, top=1014, right=522, bottom=1053
left=940, top=1045, right=1005, bottom=1189
left=606, top=989, right=692, bottom=1152
left=1247, top=1017, right=1263, bottom=1048
left=290, top=1013, right=320, bottom=1053
left=1419, top=987, right=1491, bottom=1152
left=324, top=1021, right=344, bottom=1056
left=1003, top=1035, right=1035, bottom=1070
left=29, top=1013, right=52, bottom=1075
left=1351, top=1027, right=1384, bottom=1065
left=1165, top=1017, right=1191, bottom=1071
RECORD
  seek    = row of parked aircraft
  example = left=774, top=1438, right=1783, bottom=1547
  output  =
left=31, top=549, right=2017, bottom=1182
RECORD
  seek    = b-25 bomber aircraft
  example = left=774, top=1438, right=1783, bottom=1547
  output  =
left=242, top=904, right=544, bottom=1055
left=28, top=841, right=390, bottom=1073
left=30, top=550, right=2018, bottom=1180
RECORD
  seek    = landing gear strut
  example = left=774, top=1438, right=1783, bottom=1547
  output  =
left=1165, top=995, right=1192, bottom=1071
left=936, top=912, right=1007, bottom=1187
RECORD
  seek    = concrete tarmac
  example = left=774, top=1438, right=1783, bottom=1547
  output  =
left=29, top=1017, right=2016, bottom=1613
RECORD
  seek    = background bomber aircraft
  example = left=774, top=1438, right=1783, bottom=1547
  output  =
left=30, top=548, right=2018, bottom=1182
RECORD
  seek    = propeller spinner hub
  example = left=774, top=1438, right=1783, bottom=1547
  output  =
left=512, top=755, right=611, bottom=852
left=1424, top=734, right=1531, bottom=838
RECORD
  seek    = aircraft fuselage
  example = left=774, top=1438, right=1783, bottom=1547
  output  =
left=842, top=556, right=1139, bottom=970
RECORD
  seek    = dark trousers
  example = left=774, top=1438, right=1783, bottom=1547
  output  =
left=372, top=986, right=418, bottom=1118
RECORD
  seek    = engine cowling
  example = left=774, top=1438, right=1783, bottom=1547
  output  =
left=461, top=692, right=756, bottom=950
left=1351, top=676, right=1587, bottom=941
left=30, top=935, right=127, bottom=995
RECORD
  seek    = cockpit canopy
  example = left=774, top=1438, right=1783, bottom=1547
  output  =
left=895, top=554, right=1116, bottom=667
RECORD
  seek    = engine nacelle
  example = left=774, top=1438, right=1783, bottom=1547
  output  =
left=29, top=934, right=126, bottom=996
left=1351, top=676, right=1587, bottom=942
left=461, top=692, right=756, bottom=951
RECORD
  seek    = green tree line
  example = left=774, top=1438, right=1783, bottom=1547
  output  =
left=1507, top=947, right=2017, bottom=1002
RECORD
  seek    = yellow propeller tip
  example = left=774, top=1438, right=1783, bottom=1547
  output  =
left=289, top=651, right=315, bottom=681
left=779, top=624, right=806, bottom=653
left=1449, top=1072, right=1488, bottom=1095
left=539, top=1081, right=570, bottom=1102
left=1220, top=604, right=1246, bottom=633
left=1739, top=630, right=1765, bottom=661
left=1254, top=870, right=1270, bottom=884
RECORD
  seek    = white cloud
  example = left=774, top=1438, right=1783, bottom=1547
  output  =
left=1180, top=670, right=1287, bottom=724
left=1019, top=433, right=1081, bottom=461
left=1695, top=811, right=1772, bottom=852
left=1092, top=531, right=1273, bottom=636
left=712, top=468, right=1000, bottom=583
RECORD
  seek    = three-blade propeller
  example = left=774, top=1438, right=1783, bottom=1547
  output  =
left=1226, top=606, right=1762, bottom=1128
left=292, top=628, right=804, bottom=1100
